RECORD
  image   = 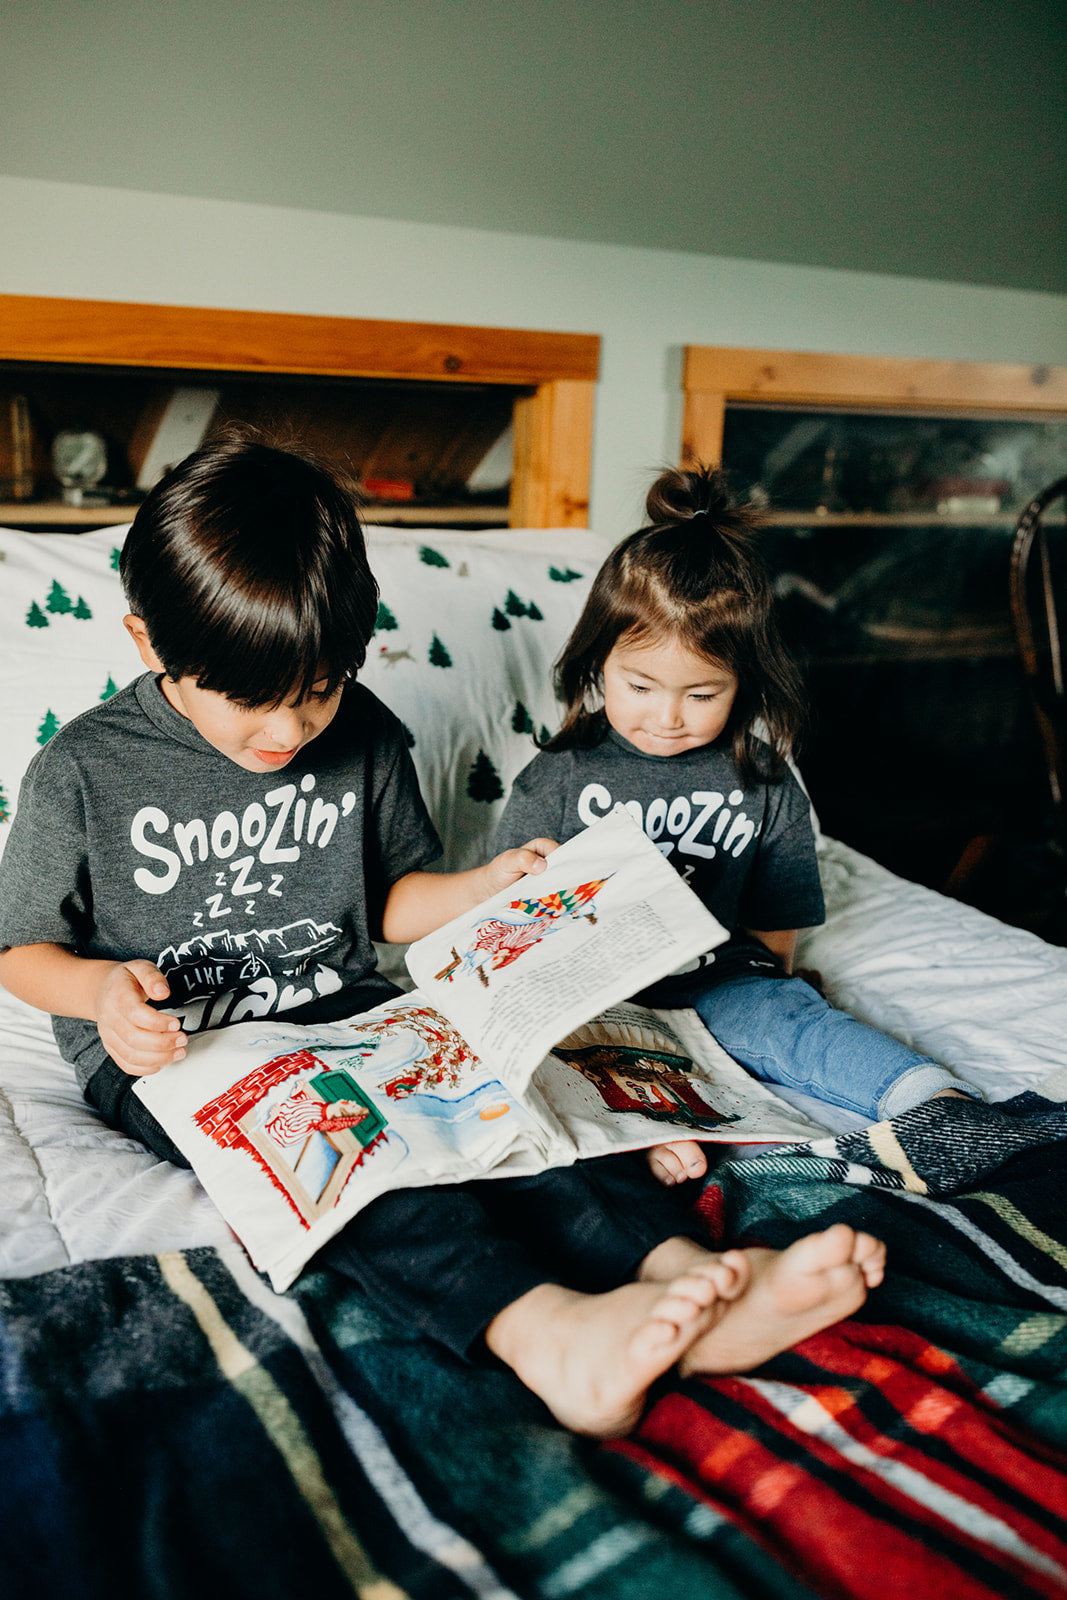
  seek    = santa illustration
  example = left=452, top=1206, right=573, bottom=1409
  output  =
left=435, top=877, right=609, bottom=988
left=262, top=1082, right=371, bottom=1147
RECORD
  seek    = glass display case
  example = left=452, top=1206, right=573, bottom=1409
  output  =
left=682, top=348, right=1067, bottom=935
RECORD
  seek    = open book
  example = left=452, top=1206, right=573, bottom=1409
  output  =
left=135, top=806, right=830, bottom=1290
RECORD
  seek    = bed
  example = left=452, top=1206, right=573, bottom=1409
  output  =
left=2, top=518, right=1067, bottom=1600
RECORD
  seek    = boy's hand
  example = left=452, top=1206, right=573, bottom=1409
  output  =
left=94, top=960, right=187, bottom=1076
left=646, top=1140, right=708, bottom=1187
left=482, top=838, right=558, bottom=896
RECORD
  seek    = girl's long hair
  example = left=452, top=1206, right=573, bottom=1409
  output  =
left=544, top=464, right=806, bottom=784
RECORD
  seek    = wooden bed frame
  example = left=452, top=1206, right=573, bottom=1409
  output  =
left=0, top=294, right=600, bottom=528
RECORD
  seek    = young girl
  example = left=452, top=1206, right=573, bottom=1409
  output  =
left=496, top=464, right=979, bottom=1185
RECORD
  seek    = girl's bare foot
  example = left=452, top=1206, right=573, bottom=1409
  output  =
left=485, top=1270, right=729, bottom=1437
left=678, top=1223, right=886, bottom=1376
left=646, top=1139, right=708, bottom=1186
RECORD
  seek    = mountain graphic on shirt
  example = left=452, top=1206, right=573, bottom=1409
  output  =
left=158, top=918, right=343, bottom=1001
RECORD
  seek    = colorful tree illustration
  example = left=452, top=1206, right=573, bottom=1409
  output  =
left=110, top=547, right=122, bottom=570
left=428, top=633, right=452, bottom=668
left=508, top=877, right=609, bottom=920
left=504, top=589, right=527, bottom=618
left=100, top=675, right=119, bottom=700
left=37, top=710, right=61, bottom=745
left=419, top=546, right=450, bottom=569
left=374, top=600, right=398, bottom=633
left=46, top=580, right=73, bottom=615
left=526, top=601, right=543, bottom=621
left=549, top=566, right=584, bottom=583
left=0, top=786, right=9, bottom=825
left=72, top=595, right=93, bottom=620
left=511, top=700, right=534, bottom=735
left=467, top=749, right=503, bottom=802
left=491, top=608, right=511, bottom=631
left=539, top=724, right=551, bottom=744
left=26, top=601, right=48, bottom=629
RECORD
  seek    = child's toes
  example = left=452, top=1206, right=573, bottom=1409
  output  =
left=646, top=1146, right=688, bottom=1186
left=707, top=1249, right=751, bottom=1300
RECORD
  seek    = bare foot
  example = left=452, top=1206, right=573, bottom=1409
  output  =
left=485, top=1270, right=729, bottom=1437
left=678, top=1223, right=886, bottom=1376
left=638, top=1235, right=751, bottom=1303
left=646, top=1139, right=708, bottom=1186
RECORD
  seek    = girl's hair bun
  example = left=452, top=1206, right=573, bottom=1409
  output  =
left=645, top=464, right=734, bottom=527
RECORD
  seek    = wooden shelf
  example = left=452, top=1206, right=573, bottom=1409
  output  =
left=758, top=509, right=1061, bottom=529
left=0, top=295, right=600, bottom=529
left=0, top=500, right=509, bottom=530
left=0, top=502, right=139, bottom=527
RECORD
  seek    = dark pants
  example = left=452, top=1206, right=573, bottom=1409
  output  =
left=87, top=1057, right=707, bottom=1362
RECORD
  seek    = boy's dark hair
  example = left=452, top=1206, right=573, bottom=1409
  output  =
left=544, top=464, right=806, bottom=784
left=121, top=434, right=378, bottom=706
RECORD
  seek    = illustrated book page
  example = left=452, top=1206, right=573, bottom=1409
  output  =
left=404, top=804, right=727, bottom=1091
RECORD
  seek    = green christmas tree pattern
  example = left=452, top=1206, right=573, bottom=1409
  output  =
left=46, top=580, right=74, bottom=616
left=491, top=608, right=510, bottom=631
left=467, top=749, right=503, bottom=802
left=0, top=785, right=9, bottom=825
left=37, top=710, right=61, bottom=745
left=539, top=725, right=551, bottom=744
left=100, top=675, right=119, bottom=700
left=27, top=586, right=93, bottom=627
left=110, top=547, right=122, bottom=570
left=374, top=600, right=398, bottom=633
left=428, top=633, right=452, bottom=668
left=501, top=591, right=542, bottom=621
left=511, top=701, right=534, bottom=735
left=549, top=566, right=584, bottom=583
left=419, top=546, right=450, bottom=569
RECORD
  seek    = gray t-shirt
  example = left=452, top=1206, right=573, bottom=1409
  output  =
left=497, top=727, right=824, bottom=962
left=0, top=674, right=440, bottom=1088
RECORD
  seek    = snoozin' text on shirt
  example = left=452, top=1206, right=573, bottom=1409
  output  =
left=129, top=775, right=356, bottom=895
left=577, top=783, right=759, bottom=860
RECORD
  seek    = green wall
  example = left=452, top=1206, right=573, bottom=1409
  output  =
left=1, top=0, right=1064, bottom=293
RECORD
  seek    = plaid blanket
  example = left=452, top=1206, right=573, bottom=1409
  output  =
left=3, top=1095, right=1066, bottom=1600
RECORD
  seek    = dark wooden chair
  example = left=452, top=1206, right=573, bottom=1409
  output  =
left=1009, top=475, right=1067, bottom=934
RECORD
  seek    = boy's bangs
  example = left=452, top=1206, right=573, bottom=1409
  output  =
left=188, top=586, right=355, bottom=707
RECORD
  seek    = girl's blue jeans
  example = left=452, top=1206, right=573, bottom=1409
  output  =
left=664, top=969, right=967, bottom=1121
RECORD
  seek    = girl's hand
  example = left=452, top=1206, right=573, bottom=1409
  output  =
left=482, top=838, right=558, bottom=896
left=93, top=960, right=187, bottom=1076
left=646, top=1140, right=708, bottom=1187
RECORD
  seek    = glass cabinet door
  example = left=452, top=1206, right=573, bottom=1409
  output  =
left=703, top=380, right=1067, bottom=936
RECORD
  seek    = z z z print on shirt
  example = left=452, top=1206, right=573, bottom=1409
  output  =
left=129, top=772, right=359, bottom=905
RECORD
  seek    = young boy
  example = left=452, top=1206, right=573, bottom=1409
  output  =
left=0, top=437, right=884, bottom=1437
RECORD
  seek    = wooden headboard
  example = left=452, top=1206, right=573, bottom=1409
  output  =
left=0, top=294, right=600, bottom=528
